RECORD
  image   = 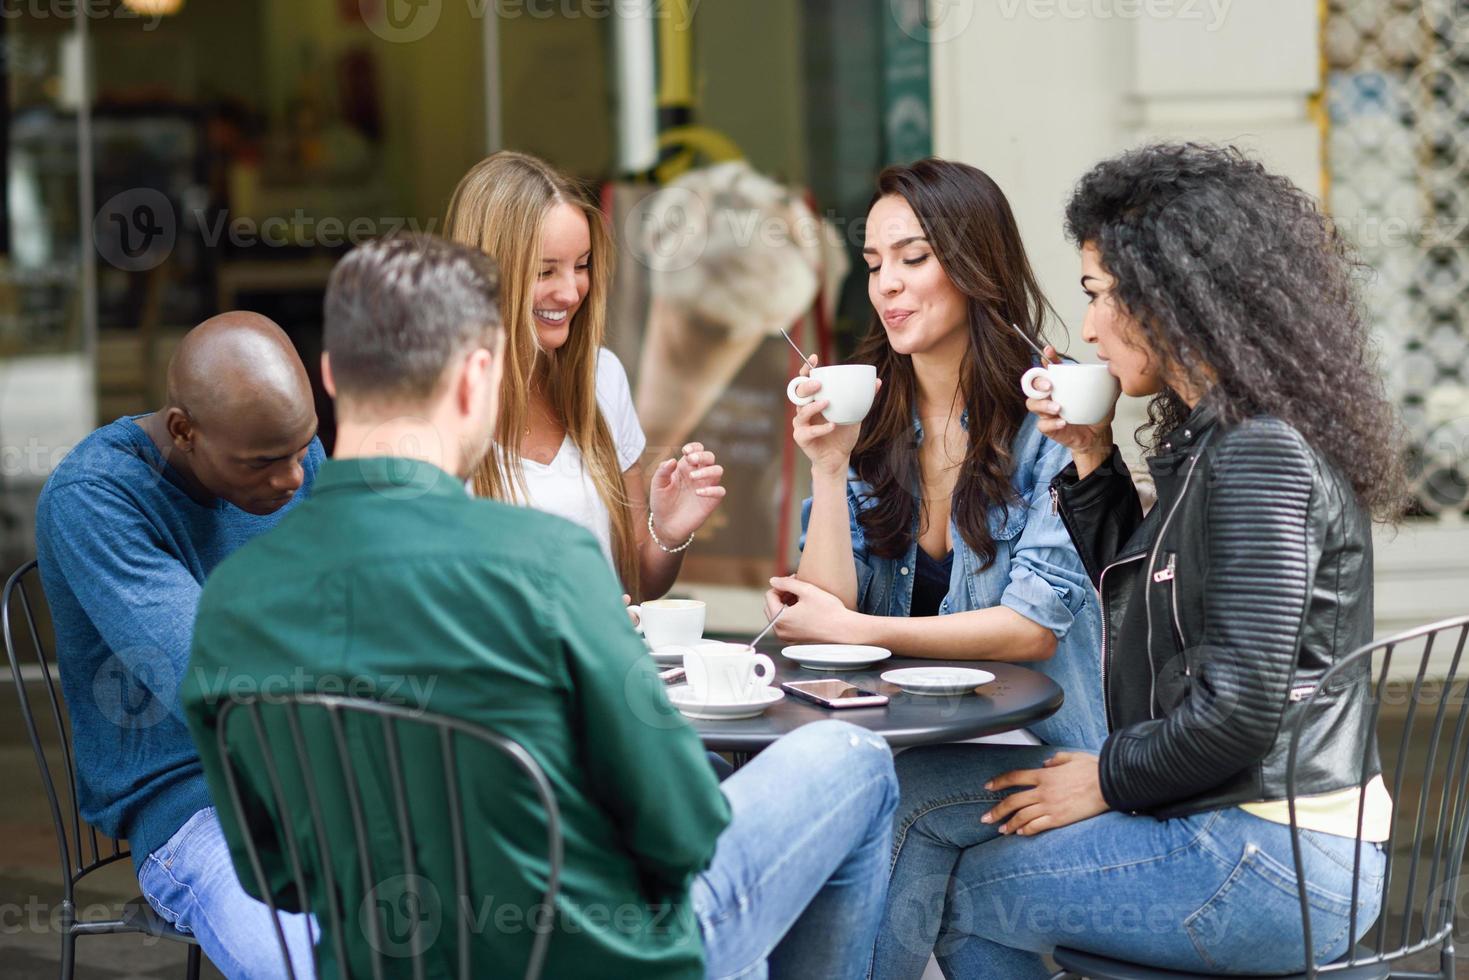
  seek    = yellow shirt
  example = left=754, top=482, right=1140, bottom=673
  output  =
left=1239, top=774, right=1393, bottom=842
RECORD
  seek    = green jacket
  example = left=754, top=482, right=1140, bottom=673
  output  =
left=183, top=457, right=731, bottom=979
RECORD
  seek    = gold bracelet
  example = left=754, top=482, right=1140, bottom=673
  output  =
left=647, top=510, right=696, bottom=553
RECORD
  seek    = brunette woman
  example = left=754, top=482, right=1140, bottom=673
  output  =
left=766, top=158, right=1106, bottom=752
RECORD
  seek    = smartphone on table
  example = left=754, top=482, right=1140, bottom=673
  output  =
left=782, top=679, right=889, bottom=709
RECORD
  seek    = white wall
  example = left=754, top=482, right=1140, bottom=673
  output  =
left=931, top=1, right=1135, bottom=358
left=932, top=0, right=1319, bottom=411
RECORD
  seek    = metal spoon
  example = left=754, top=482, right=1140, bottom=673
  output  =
left=1009, top=322, right=1053, bottom=363
left=749, top=604, right=787, bottom=649
left=779, top=327, right=813, bottom=365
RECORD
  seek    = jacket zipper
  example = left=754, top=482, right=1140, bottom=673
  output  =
left=1144, top=449, right=1207, bottom=718
left=1097, top=551, right=1145, bottom=732
left=1164, top=554, right=1188, bottom=675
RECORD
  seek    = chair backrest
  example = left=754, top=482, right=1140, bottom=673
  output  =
left=1287, top=614, right=1469, bottom=978
left=2, top=560, right=130, bottom=899
left=214, top=692, right=563, bottom=980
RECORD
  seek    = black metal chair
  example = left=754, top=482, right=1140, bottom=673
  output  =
left=1051, top=614, right=1469, bottom=980
left=214, top=692, right=564, bottom=980
left=2, top=559, right=202, bottom=979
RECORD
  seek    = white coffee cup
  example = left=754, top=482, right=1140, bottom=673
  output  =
left=628, top=598, right=705, bottom=650
left=787, top=364, right=878, bottom=426
left=1020, top=363, right=1121, bottom=426
left=684, top=641, right=776, bottom=703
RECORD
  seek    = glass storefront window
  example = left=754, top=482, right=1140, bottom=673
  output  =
left=1327, top=0, right=1469, bottom=521
left=0, top=1, right=924, bottom=584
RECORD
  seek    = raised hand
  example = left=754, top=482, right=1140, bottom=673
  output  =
left=791, top=355, right=881, bottom=477
left=648, top=442, right=726, bottom=543
left=1025, top=345, right=1115, bottom=467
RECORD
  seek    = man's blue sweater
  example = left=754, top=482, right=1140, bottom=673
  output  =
left=34, top=415, right=322, bottom=872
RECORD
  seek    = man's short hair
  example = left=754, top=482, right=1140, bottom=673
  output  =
left=324, top=234, right=502, bottom=406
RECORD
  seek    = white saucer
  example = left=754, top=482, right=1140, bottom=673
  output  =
left=781, top=644, right=892, bottom=671
left=648, top=642, right=701, bottom=665
left=666, top=684, right=784, bottom=720
left=880, top=667, right=996, bottom=696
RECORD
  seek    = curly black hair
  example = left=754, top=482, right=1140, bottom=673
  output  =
left=1065, top=142, right=1408, bottom=521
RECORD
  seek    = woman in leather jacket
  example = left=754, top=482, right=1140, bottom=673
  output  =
left=871, top=143, right=1408, bottom=979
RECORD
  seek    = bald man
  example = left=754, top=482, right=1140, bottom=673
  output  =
left=35, top=311, right=320, bottom=977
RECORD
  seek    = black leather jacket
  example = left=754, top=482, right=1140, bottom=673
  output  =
left=1051, top=401, right=1380, bottom=819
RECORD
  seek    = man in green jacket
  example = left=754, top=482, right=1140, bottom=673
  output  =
left=183, top=234, right=897, bottom=979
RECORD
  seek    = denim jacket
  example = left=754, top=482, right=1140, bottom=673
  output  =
left=800, top=411, right=1106, bottom=750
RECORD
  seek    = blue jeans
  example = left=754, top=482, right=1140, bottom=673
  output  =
left=139, top=806, right=316, bottom=979
left=708, top=751, right=736, bottom=781
left=693, top=719, right=899, bottom=979
left=873, top=745, right=1386, bottom=979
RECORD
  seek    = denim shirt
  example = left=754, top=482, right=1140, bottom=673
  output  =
left=800, top=411, right=1106, bottom=750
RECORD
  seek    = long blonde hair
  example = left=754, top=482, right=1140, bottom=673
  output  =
left=444, top=151, right=639, bottom=592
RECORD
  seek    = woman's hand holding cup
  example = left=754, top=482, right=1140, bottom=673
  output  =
left=1025, top=345, right=1116, bottom=478
left=790, top=355, right=881, bottom=478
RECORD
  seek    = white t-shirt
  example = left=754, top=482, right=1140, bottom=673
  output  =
left=514, top=349, right=646, bottom=569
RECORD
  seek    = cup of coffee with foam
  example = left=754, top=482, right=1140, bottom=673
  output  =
left=628, top=598, right=705, bottom=650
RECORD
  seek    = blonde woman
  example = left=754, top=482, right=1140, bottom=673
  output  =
left=445, top=151, right=725, bottom=599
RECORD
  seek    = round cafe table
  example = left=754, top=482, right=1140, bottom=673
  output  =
left=685, top=640, right=1064, bottom=759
